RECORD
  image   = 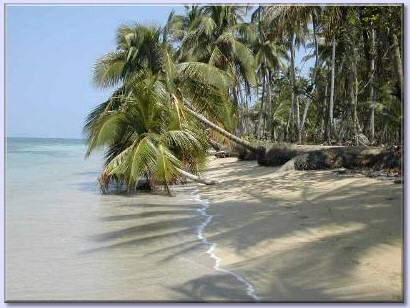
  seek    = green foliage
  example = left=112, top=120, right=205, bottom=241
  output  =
left=85, top=5, right=403, bottom=194
left=85, top=22, right=238, bottom=194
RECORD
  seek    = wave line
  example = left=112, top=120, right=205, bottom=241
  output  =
left=192, top=188, right=261, bottom=302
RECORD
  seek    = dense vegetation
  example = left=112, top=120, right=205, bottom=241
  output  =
left=84, top=5, right=403, bottom=193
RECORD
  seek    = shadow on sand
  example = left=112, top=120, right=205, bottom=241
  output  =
left=84, top=159, right=402, bottom=301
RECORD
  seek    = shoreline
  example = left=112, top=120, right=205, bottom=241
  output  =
left=198, top=156, right=403, bottom=302
left=193, top=187, right=261, bottom=302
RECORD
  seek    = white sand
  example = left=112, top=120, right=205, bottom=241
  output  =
left=199, top=157, right=403, bottom=302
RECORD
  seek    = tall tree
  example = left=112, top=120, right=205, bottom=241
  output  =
left=263, top=5, right=312, bottom=143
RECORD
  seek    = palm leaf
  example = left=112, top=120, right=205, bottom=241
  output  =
left=177, top=61, right=232, bottom=90
left=93, top=51, right=126, bottom=88
left=151, top=144, right=181, bottom=187
left=85, top=110, right=127, bottom=157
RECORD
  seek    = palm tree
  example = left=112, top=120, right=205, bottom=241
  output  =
left=86, top=23, right=260, bottom=193
left=251, top=6, right=287, bottom=140
left=85, top=74, right=217, bottom=194
left=262, top=5, right=312, bottom=144
left=166, top=5, right=257, bottom=135
left=319, top=6, right=344, bottom=144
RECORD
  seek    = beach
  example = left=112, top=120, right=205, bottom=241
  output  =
left=6, top=138, right=403, bottom=302
left=197, top=156, right=403, bottom=302
left=6, top=138, right=254, bottom=302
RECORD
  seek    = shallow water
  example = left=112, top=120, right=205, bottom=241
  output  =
left=5, top=138, right=254, bottom=302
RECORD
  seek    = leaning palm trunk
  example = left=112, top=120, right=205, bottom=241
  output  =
left=177, top=168, right=219, bottom=185
left=183, top=103, right=259, bottom=153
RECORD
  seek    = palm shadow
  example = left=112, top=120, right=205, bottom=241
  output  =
left=82, top=158, right=403, bottom=301
left=161, top=161, right=403, bottom=301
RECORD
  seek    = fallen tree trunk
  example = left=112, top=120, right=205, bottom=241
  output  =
left=214, top=150, right=238, bottom=158
left=257, top=145, right=401, bottom=171
left=183, top=103, right=258, bottom=153
left=177, top=168, right=219, bottom=185
left=208, top=138, right=225, bottom=151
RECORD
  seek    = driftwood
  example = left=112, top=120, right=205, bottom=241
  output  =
left=257, top=145, right=401, bottom=171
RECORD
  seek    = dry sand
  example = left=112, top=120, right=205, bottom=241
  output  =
left=198, top=157, right=403, bottom=302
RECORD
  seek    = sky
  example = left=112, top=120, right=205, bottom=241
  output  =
left=5, top=4, right=315, bottom=139
left=6, top=5, right=186, bottom=139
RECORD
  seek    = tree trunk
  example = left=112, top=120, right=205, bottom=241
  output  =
left=232, top=87, right=242, bottom=136
left=392, top=32, right=403, bottom=145
left=323, top=82, right=329, bottom=143
left=177, top=168, right=219, bottom=185
left=238, top=84, right=249, bottom=135
left=258, top=144, right=400, bottom=171
left=183, top=103, right=259, bottom=153
left=265, top=71, right=272, bottom=140
left=313, top=15, right=319, bottom=84
left=208, top=138, right=225, bottom=151
left=392, top=33, right=403, bottom=94
left=368, top=28, right=376, bottom=143
left=296, top=97, right=302, bottom=144
left=286, top=107, right=292, bottom=142
left=301, top=97, right=312, bottom=142
left=256, top=71, right=266, bottom=139
left=350, top=46, right=359, bottom=146
left=290, top=35, right=299, bottom=143
left=328, top=36, right=336, bottom=143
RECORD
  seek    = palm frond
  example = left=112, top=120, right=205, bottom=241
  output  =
left=85, top=110, right=127, bottom=157
left=151, top=144, right=181, bottom=187
left=93, top=51, right=126, bottom=88
left=177, top=61, right=232, bottom=90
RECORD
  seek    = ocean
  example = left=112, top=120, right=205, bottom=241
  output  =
left=5, top=137, right=256, bottom=302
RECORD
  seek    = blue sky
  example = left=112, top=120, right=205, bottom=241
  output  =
left=6, top=5, right=186, bottom=139
left=6, top=4, right=312, bottom=139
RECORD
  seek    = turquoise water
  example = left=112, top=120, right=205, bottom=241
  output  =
left=5, top=138, right=253, bottom=302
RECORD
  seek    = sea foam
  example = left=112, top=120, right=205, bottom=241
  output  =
left=192, top=188, right=261, bottom=302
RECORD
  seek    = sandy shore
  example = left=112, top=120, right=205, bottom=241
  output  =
left=198, top=157, right=403, bottom=302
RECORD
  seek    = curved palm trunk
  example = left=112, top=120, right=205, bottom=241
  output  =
left=183, top=103, right=259, bottom=152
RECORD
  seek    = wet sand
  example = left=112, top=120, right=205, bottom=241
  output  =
left=198, top=157, right=403, bottom=302
left=6, top=184, right=254, bottom=302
